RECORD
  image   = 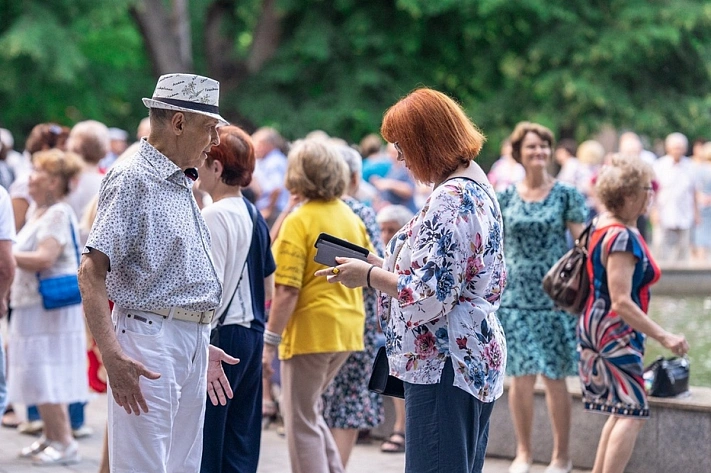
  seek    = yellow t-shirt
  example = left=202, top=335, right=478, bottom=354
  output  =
left=273, top=199, right=372, bottom=360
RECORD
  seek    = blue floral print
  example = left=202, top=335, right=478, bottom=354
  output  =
left=380, top=177, right=508, bottom=402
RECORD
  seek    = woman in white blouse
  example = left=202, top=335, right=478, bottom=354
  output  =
left=8, top=149, right=87, bottom=466
left=317, top=88, right=507, bottom=473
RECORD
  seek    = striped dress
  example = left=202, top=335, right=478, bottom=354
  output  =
left=578, top=224, right=660, bottom=418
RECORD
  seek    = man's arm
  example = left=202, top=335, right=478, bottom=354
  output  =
left=0, top=240, right=15, bottom=318
left=78, top=250, right=160, bottom=415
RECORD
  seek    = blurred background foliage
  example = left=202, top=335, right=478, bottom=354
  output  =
left=2, top=0, right=711, bottom=166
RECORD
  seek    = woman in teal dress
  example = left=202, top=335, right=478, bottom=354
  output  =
left=497, top=122, right=586, bottom=473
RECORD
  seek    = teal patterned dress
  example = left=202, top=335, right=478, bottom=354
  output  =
left=497, top=182, right=586, bottom=379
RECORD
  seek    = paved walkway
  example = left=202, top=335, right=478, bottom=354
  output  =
left=0, top=394, right=588, bottom=472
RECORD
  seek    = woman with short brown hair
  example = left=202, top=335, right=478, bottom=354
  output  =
left=198, top=125, right=275, bottom=473
left=498, top=121, right=586, bottom=473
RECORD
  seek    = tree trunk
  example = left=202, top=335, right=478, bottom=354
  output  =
left=204, top=0, right=283, bottom=91
left=246, top=0, right=282, bottom=74
left=131, top=0, right=193, bottom=76
left=172, top=0, right=193, bottom=71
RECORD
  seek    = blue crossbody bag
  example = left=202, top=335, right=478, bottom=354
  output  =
left=37, top=218, right=82, bottom=310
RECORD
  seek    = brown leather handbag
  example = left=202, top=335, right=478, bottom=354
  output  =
left=542, top=221, right=594, bottom=316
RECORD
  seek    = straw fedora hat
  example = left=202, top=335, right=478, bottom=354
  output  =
left=143, top=73, right=228, bottom=124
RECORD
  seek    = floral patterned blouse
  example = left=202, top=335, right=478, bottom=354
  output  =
left=380, top=176, right=508, bottom=402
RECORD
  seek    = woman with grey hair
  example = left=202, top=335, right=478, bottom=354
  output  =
left=321, top=143, right=385, bottom=467
left=264, top=139, right=372, bottom=473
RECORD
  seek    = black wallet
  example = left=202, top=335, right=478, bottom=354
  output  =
left=314, top=233, right=369, bottom=267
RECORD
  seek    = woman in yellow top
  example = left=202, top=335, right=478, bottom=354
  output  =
left=263, top=138, right=371, bottom=473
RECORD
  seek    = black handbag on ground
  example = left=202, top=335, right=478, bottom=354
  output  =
left=643, top=356, right=690, bottom=398
left=209, top=201, right=257, bottom=346
left=368, top=346, right=404, bottom=399
left=542, top=221, right=594, bottom=316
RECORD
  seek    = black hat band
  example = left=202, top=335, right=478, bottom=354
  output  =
left=151, top=97, right=219, bottom=115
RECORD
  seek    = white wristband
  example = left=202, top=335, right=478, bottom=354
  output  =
left=264, top=329, right=282, bottom=346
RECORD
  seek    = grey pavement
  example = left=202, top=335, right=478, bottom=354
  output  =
left=0, top=394, right=588, bottom=472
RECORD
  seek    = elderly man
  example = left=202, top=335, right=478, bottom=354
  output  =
left=78, top=73, right=238, bottom=473
left=249, top=127, right=289, bottom=225
left=652, top=132, right=699, bottom=263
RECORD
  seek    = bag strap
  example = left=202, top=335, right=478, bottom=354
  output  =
left=574, top=219, right=596, bottom=253
left=384, top=242, right=405, bottom=324
left=36, top=206, right=80, bottom=280
left=214, top=200, right=258, bottom=330
left=69, top=218, right=80, bottom=267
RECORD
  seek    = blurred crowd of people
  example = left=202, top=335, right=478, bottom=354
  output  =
left=0, top=90, right=698, bottom=473
left=488, top=130, right=711, bottom=265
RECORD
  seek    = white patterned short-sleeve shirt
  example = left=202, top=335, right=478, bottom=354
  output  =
left=380, top=177, right=508, bottom=402
left=84, top=139, right=222, bottom=311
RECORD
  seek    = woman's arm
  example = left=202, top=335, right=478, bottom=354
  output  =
left=14, top=237, right=63, bottom=272
left=262, top=283, right=300, bottom=377
left=566, top=221, right=585, bottom=241
left=265, top=284, right=300, bottom=336
left=0, top=240, right=14, bottom=317
left=12, top=197, right=29, bottom=232
left=370, top=176, right=414, bottom=199
left=264, top=273, right=275, bottom=303
left=607, top=252, right=688, bottom=355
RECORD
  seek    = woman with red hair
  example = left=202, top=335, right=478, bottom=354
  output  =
left=317, top=88, right=507, bottom=473
left=198, top=125, right=276, bottom=473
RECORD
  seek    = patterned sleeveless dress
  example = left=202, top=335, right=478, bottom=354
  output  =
left=578, top=225, right=660, bottom=418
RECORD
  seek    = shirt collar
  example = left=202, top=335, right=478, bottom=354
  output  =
left=138, top=138, right=187, bottom=183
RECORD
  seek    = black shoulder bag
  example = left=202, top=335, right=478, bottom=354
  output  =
left=210, top=201, right=258, bottom=346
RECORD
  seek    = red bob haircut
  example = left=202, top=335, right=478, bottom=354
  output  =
left=380, top=88, right=486, bottom=184
left=206, top=125, right=255, bottom=187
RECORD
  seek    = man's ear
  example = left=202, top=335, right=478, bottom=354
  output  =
left=171, top=112, right=187, bottom=135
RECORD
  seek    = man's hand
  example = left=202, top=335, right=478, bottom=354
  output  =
left=104, top=352, right=161, bottom=416
left=207, top=345, right=240, bottom=406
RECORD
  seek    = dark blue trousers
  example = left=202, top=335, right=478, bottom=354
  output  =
left=201, top=325, right=263, bottom=473
left=404, top=357, right=495, bottom=473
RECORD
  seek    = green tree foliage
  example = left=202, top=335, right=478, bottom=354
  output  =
left=2, top=0, right=711, bottom=165
left=0, top=0, right=153, bottom=142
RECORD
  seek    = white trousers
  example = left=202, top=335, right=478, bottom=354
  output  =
left=109, top=306, right=210, bottom=473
